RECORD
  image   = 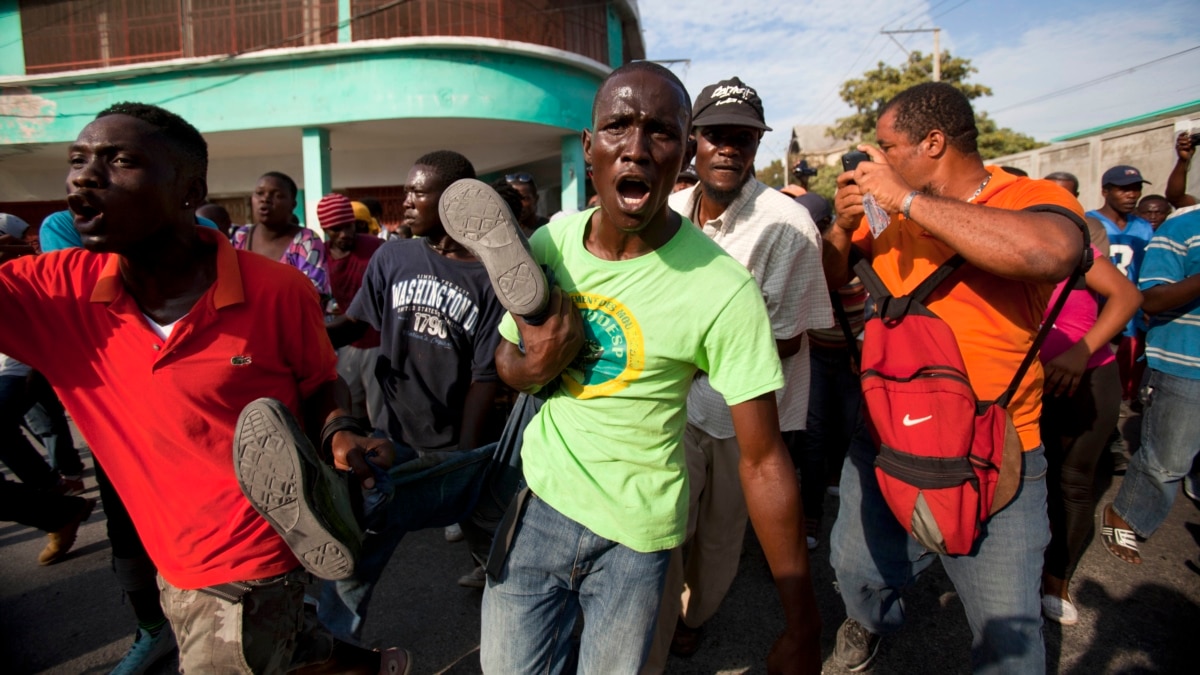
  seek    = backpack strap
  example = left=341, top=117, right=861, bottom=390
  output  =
left=830, top=288, right=862, bottom=371
left=853, top=254, right=965, bottom=321
left=993, top=205, right=1094, bottom=409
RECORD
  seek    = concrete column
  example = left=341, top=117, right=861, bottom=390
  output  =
left=606, top=5, right=623, bottom=68
left=560, top=133, right=585, bottom=212
left=338, top=0, right=352, bottom=43
left=301, top=127, right=332, bottom=230
left=0, top=0, right=26, bottom=76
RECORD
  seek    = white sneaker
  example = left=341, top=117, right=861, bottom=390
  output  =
left=1041, top=594, right=1078, bottom=625
left=826, top=485, right=840, bottom=497
left=444, top=524, right=464, bottom=542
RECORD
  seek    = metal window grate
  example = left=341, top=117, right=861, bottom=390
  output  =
left=19, top=0, right=608, bottom=75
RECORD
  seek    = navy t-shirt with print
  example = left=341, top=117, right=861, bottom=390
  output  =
left=348, top=239, right=504, bottom=453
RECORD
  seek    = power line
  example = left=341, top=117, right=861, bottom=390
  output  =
left=798, top=34, right=883, bottom=127
left=991, top=44, right=1200, bottom=114
left=931, top=0, right=974, bottom=20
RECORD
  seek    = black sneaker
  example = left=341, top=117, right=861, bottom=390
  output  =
left=439, top=178, right=549, bottom=318
left=234, top=398, right=362, bottom=580
left=835, top=618, right=881, bottom=672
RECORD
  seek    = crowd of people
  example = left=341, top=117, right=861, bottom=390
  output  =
left=0, top=62, right=1197, bottom=675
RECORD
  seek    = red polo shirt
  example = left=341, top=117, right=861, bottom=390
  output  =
left=0, top=227, right=338, bottom=588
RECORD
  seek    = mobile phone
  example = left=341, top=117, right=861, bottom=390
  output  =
left=842, top=150, right=869, bottom=173
left=1190, top=131, right=1200, bottom=148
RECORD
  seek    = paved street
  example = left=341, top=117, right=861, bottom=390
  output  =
left=2, top=434, right=1196, bottom=674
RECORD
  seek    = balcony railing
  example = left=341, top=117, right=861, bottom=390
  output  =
left=19, top=0, right=611, bottom=76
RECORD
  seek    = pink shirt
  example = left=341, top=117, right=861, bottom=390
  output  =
left=1039, top=245, right=1115, bottom=370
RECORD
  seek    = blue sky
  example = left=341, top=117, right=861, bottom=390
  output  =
left=639, top=0, right=1200, bottom=166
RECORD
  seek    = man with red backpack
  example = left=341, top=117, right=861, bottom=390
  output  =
left=825, top=82, right=1086, bottom=673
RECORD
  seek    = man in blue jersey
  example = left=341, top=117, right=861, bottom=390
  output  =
left=1101, top=207, right=1200, bottom=564
left=1086, top=165, right=1156, bottom=404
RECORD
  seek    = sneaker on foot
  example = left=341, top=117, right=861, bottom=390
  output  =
left=38, top=497, right=95, bottom=565
left=444, top=523, right=464, bottom=542
left=234, top=398, right=363, bottom=581
left=805, top=517, right=820, bottom=550
left=835, top=618, right=881, bottom=672
left=1041, top=594, right=1079, bottom=626
left=439, top=178, right=549, bottom=317
left=457, top=564, right=486, bottom=588
left=110, top=626, right=177, bottom=675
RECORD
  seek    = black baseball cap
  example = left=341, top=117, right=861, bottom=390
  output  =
left=691, top=77, right=771, bottom=131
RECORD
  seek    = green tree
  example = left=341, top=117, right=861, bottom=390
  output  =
left=830, top=50, right=1042, bottom=159
left=758, top=159, right=785, bottom=188
left=975, top=112, right=1042, bottom=160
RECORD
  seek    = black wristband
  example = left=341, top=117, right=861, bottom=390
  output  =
left=321, top=415, right=367, bottom=461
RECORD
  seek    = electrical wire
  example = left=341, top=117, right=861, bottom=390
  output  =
left=991, top=44, right=1200, bottom=114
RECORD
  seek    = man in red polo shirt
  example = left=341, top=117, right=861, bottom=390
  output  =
left=0, top=103, right=406, bottom=674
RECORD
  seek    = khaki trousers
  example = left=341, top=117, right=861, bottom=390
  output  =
left=643, top=423, right=748, bottom=673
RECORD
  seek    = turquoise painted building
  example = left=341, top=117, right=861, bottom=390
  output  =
left=0, top=0, right=644, bottom=227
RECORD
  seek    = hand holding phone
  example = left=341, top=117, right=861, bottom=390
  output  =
left=841, top=150, right=869, bottom=175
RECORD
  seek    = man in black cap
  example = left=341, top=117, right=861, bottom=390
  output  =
left=1086, top=165, right=1156, bottom=404
left=644, top=75, right=830, bottom=670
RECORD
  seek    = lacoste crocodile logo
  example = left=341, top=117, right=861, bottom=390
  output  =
left=231, top=355, right=253, bottom=366
left=902, top=414, right=933, bottom=427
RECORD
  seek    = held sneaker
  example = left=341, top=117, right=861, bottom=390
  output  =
left=834, top=618, right=881, bottom=672
left=234, top=398, right=363, bottom=581
left=110, top=625, right=177, bottom=675
left=439, top=178, right=549, bottom=318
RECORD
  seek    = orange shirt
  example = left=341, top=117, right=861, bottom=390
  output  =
left=854, top=166, right=1086, bottom=450
left=0, top=227, right=337, bottom=588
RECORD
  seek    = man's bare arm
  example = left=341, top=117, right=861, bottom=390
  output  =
left=302, top=377, right=394, bottom=488
left=494, top=288, right=584, bottom=393
left=852, top=145, right=1082, bottom=283
left=731, top=394, right=821, bottom=675
left=1167, top=132, right=1197, bottom=209
left=1142, top=274, right=1200, bottom=316
left=458, top=379, right=500, bottom=450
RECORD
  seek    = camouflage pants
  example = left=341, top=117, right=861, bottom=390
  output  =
left=158, top=569, right=335, bottom=674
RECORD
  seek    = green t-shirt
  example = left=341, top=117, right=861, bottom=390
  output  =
left=499, top=209, right=783, bottom=552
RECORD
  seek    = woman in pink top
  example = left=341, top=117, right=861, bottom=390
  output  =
left=232, top=171, right=331, bottom=298
left=1039, top=246, right=1141, bottom=625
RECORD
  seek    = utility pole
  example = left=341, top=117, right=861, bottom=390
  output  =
left=880, top=27, right=942, bottom=81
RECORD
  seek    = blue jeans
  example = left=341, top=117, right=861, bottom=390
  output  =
left=830, top=432, right=1050, bottom=674
left=318, top=442, right=493, bottom=639
left=0, top=374, right=57, bottom=489
left=22, top=372, right=84, bottom=477
left=797, top=344, right=864, bottom=521
left=1113, top=369, right=1200, bottom=537
left=481, top=494, right=671, bottom=674
left=318, top=394, right=540, bottom=640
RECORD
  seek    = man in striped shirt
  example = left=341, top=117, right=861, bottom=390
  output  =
left=1102, top=208, right=1200, bottom=564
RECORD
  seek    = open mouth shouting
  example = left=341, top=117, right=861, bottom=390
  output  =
left=67, top=192, right=103, bottom=233
left=615, top=175, right=653, bottom=213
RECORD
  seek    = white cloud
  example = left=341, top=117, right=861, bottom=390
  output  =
left=974, top=2, right=1200, bottom=139
left=638, top=0, right=1199, bottom=169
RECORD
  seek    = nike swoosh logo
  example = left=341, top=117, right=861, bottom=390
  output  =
left=903, top=414, right=933, bottom=427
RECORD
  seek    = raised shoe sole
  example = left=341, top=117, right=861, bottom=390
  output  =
left=438, top=178, right=548, bottom=317
left=234, top=398, right=361, bottom=581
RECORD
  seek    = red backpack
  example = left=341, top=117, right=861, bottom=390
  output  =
left=854, top=215, right=1089, bottom=555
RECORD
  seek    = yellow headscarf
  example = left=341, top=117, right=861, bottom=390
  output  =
left=350, top=201, right=381, bottom=235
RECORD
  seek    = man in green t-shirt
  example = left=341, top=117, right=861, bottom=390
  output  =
left=457, top=61, right=822, bottom=674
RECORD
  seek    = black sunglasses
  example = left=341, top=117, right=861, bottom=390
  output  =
left=505, top=172, right=533, bottom=184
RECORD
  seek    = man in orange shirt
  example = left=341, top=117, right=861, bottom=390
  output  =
left=0, top=103, right=406, bottom=674
left=824, top=83, right=1084, bottom=673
